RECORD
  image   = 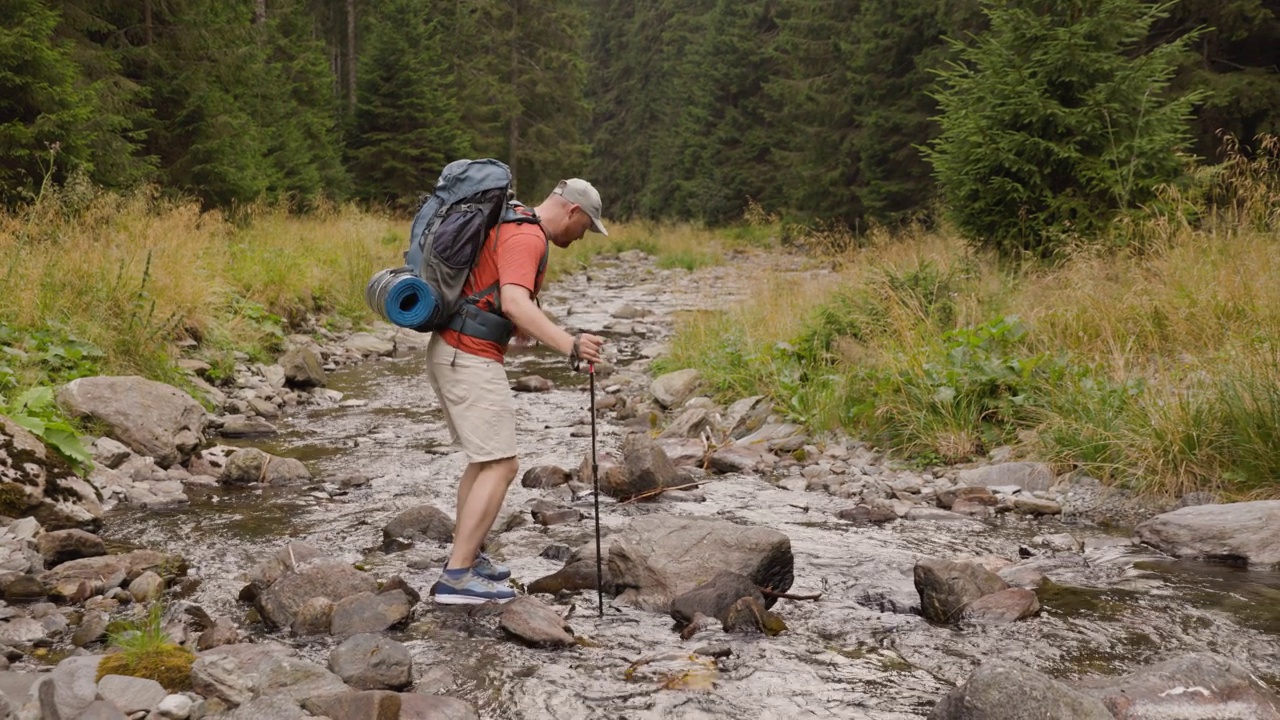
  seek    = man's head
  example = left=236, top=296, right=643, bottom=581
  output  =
left=537, top=178, right=608, bottom=248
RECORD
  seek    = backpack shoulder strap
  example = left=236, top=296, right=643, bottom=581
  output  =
left=468, top=214, right=549, bottom=318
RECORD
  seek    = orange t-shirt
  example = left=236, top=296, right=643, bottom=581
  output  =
left=438, top=219, right=547, bottom=363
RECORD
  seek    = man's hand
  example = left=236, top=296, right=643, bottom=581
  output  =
left=573, top=333, right=606, bottom=365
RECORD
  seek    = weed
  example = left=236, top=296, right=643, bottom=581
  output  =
left=98, top=603, right=194, bottom=691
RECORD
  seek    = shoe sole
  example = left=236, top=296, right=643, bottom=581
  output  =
left=433, top=593, right=516, bottom=605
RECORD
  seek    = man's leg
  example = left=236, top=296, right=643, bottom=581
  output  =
left=455, top=462, right=481, bottom=526
left=447, top=456, right=518, bottom=570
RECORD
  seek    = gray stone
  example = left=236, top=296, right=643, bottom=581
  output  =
left=156, top=694, right=193, bottom=719
left=329, top=590, right=412, bottom=637
left=0, top=618, right=46, bottom=645
left=670, top=571, right=764, bottom=626
left=608, top=516, right=793, bottom=612
left=955, top=462, right=1056, bottom=493
left=499, top=597, right=575, bottom=648
left=398, top=694, right=479, bottom=720
left=56, top=376, right=207, bottom=469
left=74, top=699, right=127, bottom=720
left=302, top=690, right=399, bottom=720
left=723, top=396, right=773, bottom=440
left=72, top=610, right=109, bottom=647
left=290, top=596, right=334, bottom=637
left=255, top=560, right=378, bottom=629
left=328, top=634, right=412, bottom=690
left=195, top=618, right=239, bottom=650
left=1, top=418, right=104, bottom=531
left=342, top=333, right=395, bottom=357
left=512, top=376, right=553, bottom=393
left=960, top=587, right=1041, bottom=625
left=1076, top=652, right=1280, bottom=719
left=227, top=695, right=308, bottom=719
left=128, top=571, right=164, bottom=603
left=96, top=674, right=166, bottom=714
left=90, top=438, right=133, bottom=469
left=382, top=505, right=454, bottom=551
left=707, top=445, right=767, bottom=475
left=650, top=369, right=702, bottom=409
left=191, top=654, right=253, bottom=707
left=250, top=655, right=348, bottom=705
left=657, top=407, right=710, bottom=440
left=1013, top=496, right=1063, bottom=515
left=929, top=660, right=1113, bottom=719
left=520, top=466, right=570, bottom=489
left=280, top=347, right=326, bottom=388
left=220, top=448, right=311, bottom=486
left=1136, top=500, right=1280, bottom=566
left=42, top=655, right=102, bottom=719
left=616, top=433, right=684, bottom=501
left=914, top=558, right=1009, bottom=625
left=217, top=417, right=278, bottom=438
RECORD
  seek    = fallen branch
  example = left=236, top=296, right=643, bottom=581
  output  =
left=618, top=479, right=717, bottom=505
left=758, top=587, right=822, bottom=602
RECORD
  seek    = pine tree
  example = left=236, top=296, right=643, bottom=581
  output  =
left=925, top=0, right=1203, bottom=257
left=347, top=0, right=470, bottom=208
left=0, top=0, right=99, bottom=206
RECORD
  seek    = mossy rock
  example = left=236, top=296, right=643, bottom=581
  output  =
left=96, top=644, right=195, bottom=691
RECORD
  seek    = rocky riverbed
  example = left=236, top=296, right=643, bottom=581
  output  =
left=1, top=249, right=1278, bottom=719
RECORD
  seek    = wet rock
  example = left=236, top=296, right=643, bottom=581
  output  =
left=529, top=542, right=616, bottom=595
left=329, top=633, right=412, bottom=690
left=707, top=445, right=766, bottom=474
left=185, top=445, right=234, bottom=479
left=936, top=485, right=998, bottom=509
left=960, top=587, right=1040, bottom=625
left=836, top=505, right=897, bottom=525
left=399, top=694, right=480, bottom=720
left=2, top=417, right=105, bottom=531
left=157, top=693, right=193, bottom=719
left=129, top=570, right=164, bottom=602
left=226, top=696, right=307, bottom=719
left=611, top=304, right=647, bottom=319
left=650, top=369, right=702, bottom=409
left=539, top=544, right=572, bottom=563
left=735, top=422, right=808, bottom=453
left=658, top=407, right=710, bottom=440
left=90, top=437, right=133, bottom=469
left=0, top=617, right=46, bottom=644
left=191, top=654, right=253, bottom=707
left=955, top=462, right=1056, bottom=493
left=721, top=595, right=786, bottom=635
left=252, top=655, right=349, bottom=705
left=344, top=332, right=395, bottom=357
left=694, top=644, right=733, bottom=659
left=382, top=504, right=454, bottom=551
left=56, top=376, right=207, bottom=468
left=521, top=466, right=570, bottom=489
left=220, top=448, right=311, bottom=486
left=196, top=617, right=239, bottom=650
left=723, top=395, right=773, bottom=440
left=280, top=347, right=326, bottom=388
left=997, top=565, right=1048, bottom=589
left=928, top=659, right=1113, bottom=720
left=379, top=575, right=421, bottom=607
left=239, top=541, right=325, bottom=603
left=656, top=437, right=707, bottom=467
left=608, top=515, right=793, bottom=612
left=329, top=590, right=412, bottom=636
left=72, top=609, right=109, bottom=646
left=1135, top=500, right=1280, bottom=566
left=512, top=375, right=553, bottom=392
left=42, top=655, right=102, bottom=719
left=1013, top=496, right=1062, bottom=515
left=499, top=597, right=575, bottom=648
left=904, top=507, right=979, bottom=523
left=256, top=559, right=378, bottom=629
left=4, top=574, right=47, bottom=602
left=75, top=699, right=128, bottom=719
left=302, top=690, right=400, bottom=720
left=914, top=558, right=1009, bottom=625
left=290, top=597, right=334, bottom=637
left=97, top=674, right=166, bottom=714
left=40, top=556, right=128, bottom=601
left=1076, top=651, right=1280, bottom=718
left=218, top=417, right=278, bottom=438
left=616, top=433, right=684, bottom=500
left=529, top=500, right=579, bottom=527
left=950, top=499, right=995, bottom=518
left=1035, top=532, right=1082, bottom=552
left=670, top=571, right=763, bottom=626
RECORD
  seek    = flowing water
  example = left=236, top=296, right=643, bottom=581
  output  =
left=103, top=252, right=1280, bottom=719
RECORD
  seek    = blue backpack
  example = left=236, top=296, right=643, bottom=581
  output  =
left=366, top=158, right=544, bottom=343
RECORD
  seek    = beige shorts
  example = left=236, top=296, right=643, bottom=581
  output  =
left=425, top=333, right=517, bottom=464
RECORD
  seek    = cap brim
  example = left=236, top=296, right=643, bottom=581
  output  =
left=590, top=216, right=609, bottom=236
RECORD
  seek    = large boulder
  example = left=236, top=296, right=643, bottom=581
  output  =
left=1135, top=500, right=1280, bottom=567
left=954, top=462, right=1056, bottom=493
left=256, top=560, right=379, bottom=629
left=56, top=376, right=207, bottom=468
left=1, top=416, right=104, bottom=530
left=607, top=516, right=793, bottom=612
left=1076, top=652, right=1280, bottom=719
left=220, top=448, right=311, bottom=486
left=914, top=558, right=1009, bottom=625
left=650, top=369, right=702, bottom=409
left=929, top=660, right=1113, bottom=719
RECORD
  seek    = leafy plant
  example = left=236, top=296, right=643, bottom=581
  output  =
left=98, top=603, right=194, bottom=691
left=3, top=387, right=93, bottom=472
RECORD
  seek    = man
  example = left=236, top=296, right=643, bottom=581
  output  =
left=426, top=178, right=607, bottom=604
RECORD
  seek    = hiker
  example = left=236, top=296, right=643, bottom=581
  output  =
left=427, top=178, right=608, bottom=604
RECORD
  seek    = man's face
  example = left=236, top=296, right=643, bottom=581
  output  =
left=563, top=205, right=593, bottom=244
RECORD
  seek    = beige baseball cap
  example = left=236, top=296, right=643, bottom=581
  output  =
left=553, top=178, right=608, bottom=236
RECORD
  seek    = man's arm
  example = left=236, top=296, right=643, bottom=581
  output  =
left=500, top=284, right=604, bottom=363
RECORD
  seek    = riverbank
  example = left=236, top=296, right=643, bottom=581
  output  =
left=656, top=224, right=1280, bottom=501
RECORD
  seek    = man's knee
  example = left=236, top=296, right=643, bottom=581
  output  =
left=475, top=456, right=519, bottom=484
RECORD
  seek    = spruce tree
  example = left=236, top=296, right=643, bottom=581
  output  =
left=347, top=0, right=470, bottom=208
left=925, top=0, right=1203, bottom=257
left=0, top=0, right=98, bottom=206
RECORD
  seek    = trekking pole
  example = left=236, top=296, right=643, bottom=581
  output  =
left=589, top=361, right=604, bottom=618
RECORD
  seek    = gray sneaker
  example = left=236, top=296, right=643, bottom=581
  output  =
left=473, top=552, right=510, bottom=582
left=431, top=569, right=516, bottom=605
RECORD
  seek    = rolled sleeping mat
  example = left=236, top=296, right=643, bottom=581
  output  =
left=364, top=267, right=438, bottom=330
